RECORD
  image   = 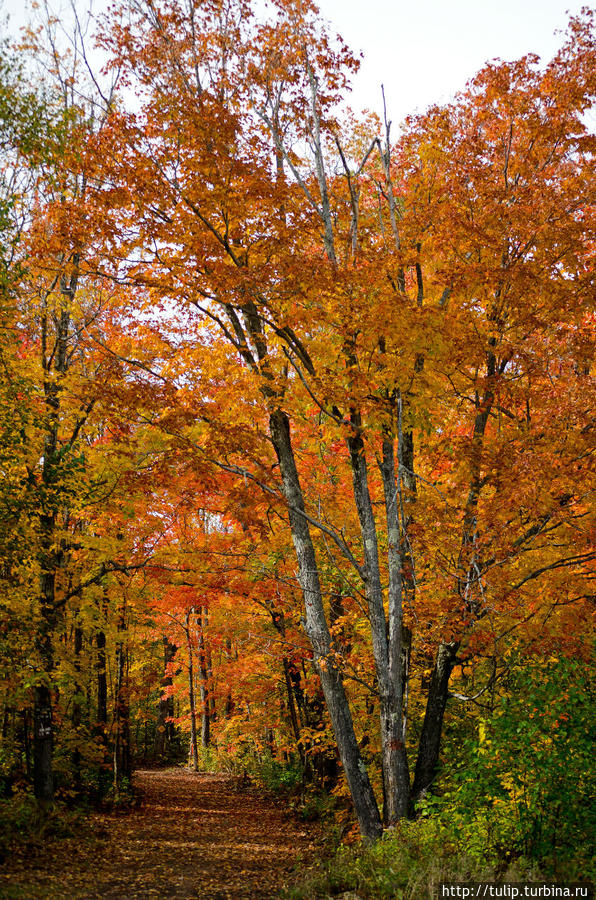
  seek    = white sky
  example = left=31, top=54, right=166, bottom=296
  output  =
left=316, top=0, right=585, bottom=124
left=2, top=0, right=587, bottom=126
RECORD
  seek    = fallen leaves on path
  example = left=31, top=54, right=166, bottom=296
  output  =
left=0, top=769, right=322, bottom=899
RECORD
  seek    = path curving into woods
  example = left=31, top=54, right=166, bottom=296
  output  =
left=0, top=769, right=321, bottom=899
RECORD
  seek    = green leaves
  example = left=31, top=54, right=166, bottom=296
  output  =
left=439, top=655, right=596, bottom=876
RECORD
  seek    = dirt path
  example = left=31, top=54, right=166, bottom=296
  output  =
left=0, top=769, right=321, bottom=899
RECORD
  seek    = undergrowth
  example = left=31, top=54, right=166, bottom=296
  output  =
left=282, top=819, right=545, bottom=900
left=283, top=655, right=595, bottom=898
left=0, top=791, right=84, bottom=862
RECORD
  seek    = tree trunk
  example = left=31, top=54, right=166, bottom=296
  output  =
left=154, top=638, right=176, bottom=759
left=347, top=420, right=409, bottom=825
left=113, top=608, right=131, bottom=790
left=197, top=611, right=210, bottom=749
left=33, top=562, right=57, bottom=804
left=23, top=708, right=32, bottom=781
left=72, top=623, right=83, bottom=790
left=185, top=611, right=199, bottom=771
left=96, top=629, right=107, bottom=729
left=399, top=421, right=417, bottom=611
left=1, top=702, right=9, bottom=741
left=33, top=682, right=53, bottom=803
left=379, top=434, right=410, bottom=821
left=266, top=599, right=304, bottom=759
left=282, top=659, right=302, bottom=746
left=96, top=589, right=108, bottom=734
left=33, top=268, right=75, bottom=804
left=224, top=638, right=235, bottom=719
left=206, top=643, right=216, bottom=725
left=411, top=641, right=458, bottom=808
left=269, top=407, right=383, bottom=842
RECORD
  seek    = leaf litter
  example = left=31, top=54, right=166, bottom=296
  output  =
left=0, top=769, right=322, bottom=899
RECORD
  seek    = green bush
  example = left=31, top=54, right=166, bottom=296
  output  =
left=195, top=740, right=306, bottom=795
left=437, top=655, right=595, bottom=878
left=247, top=751, right=304, bottom=793
left=195, top=745, right=219, bottom=772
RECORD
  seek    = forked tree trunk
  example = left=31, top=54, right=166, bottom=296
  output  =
left=348, top=425, right=410, bottom=825
left=269, top=407, right=383, bottom=842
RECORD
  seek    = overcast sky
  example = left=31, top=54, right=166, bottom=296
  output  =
left=316, top=0, right=585, bottom=124
left=2, top=0, right=586, bottom=126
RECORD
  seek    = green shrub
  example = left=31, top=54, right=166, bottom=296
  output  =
left=195, top=745, right=219, bottom=772
left=246, top=751, right=304, bottom=794
left=436, top=655, right=595, bottom=878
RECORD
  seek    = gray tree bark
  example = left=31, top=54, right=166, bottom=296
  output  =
left=269, top=407, right=383, bottom=842
left=347, top=422, right=410, bottom=824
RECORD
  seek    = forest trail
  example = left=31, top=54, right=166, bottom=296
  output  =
left=0, top=769, right=321, bottom=899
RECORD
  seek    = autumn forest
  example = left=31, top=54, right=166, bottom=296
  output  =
left=0, top=0, right=594, bottom=895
